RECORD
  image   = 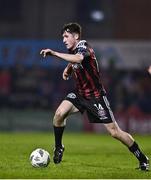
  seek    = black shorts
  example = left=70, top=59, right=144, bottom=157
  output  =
left=65, top=92, right=115, bottom=124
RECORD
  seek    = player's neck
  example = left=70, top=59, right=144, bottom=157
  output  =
left=72, top=40, right=80, bottom=51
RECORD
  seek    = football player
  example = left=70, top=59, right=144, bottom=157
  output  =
left=40, top=23, right=149, bottom=171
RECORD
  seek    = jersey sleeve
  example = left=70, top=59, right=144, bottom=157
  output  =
left=76, top=43, right=90, bottom=58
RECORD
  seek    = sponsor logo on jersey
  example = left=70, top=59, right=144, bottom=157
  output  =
left=67, top=93, right=77, bottom=99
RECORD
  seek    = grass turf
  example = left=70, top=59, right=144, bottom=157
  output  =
left=0, top=132, right=151, bottom=179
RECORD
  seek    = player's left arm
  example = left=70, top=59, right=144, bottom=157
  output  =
left=62, top=63, right=73, bottom=80
left=40, top=48, right=84, bottom=63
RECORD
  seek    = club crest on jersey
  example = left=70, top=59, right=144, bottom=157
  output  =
left=94, top=103, right=108, bottom=120
left=67, top=93, right=76, bottom=99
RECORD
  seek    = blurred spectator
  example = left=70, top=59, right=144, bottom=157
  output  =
left=0, top=68, right=12, bottom=107
left=137, top=72, right=151, bottom=113
left=0, top=65, right=150, bottom=116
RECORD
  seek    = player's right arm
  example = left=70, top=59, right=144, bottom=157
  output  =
left=40, top=48, right=83, bottom=63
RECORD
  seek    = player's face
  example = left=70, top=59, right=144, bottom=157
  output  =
left=62, top=31, right=78, bottom=50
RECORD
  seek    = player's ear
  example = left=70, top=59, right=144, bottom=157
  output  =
left=74, top=33, right=79, bottom=40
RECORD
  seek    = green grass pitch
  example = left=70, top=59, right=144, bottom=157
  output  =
left=0, top=132, right=151, bottom=179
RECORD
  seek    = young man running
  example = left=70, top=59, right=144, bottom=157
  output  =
left=40, top=22, right=149, bottom=171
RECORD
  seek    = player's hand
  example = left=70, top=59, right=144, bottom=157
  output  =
left=62, top=64, right=73, bottom=80
left=40, top=49, right=56, bottom=57
left=63, top=70, right=69, bottom=80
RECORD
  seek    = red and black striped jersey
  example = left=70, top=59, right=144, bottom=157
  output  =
left=70, top=40, right=106, bottom=99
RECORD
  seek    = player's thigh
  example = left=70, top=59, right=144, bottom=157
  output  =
left=55, top=100, right=79, bottom=119
left=103, top=121, right=120, bottom=135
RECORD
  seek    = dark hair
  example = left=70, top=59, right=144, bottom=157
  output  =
left=61, top=22, right=82, bottom=39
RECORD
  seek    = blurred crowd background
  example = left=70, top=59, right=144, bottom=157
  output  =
left=0, top=0, right=151, bottom=133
